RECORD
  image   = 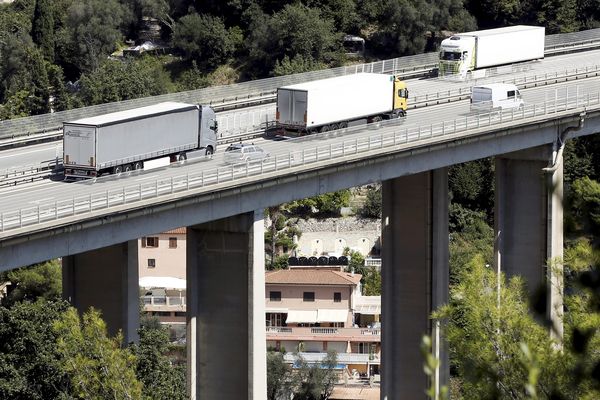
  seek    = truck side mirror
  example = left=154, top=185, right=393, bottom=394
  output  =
left=210, top=120, right=218, bottom=131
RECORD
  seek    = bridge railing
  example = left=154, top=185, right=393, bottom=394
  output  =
left=1, top=89, right=598, bottom=234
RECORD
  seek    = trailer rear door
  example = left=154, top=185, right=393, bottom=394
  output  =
left=63, top=124, right=96, bottom=168
left=277, top=89, right=307, bottom=127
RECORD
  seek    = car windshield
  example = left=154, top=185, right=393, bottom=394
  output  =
left=225, top=144, right=243, bottom=152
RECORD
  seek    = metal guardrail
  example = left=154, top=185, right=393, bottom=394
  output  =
left=0, top=160, right=61, bottom=187
left=1, top=90, right=597, bottom=234
left=3, top=61, right=600, bottom=187
left=2, top=27, right=600, bottom=143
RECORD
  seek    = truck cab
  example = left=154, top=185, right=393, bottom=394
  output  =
left=439, top=35, right=475, bottom=78
left=470, top=83, right=524, bottom=112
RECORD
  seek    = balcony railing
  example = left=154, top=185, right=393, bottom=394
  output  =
left=142, top=295, right=186, bottom=307
left=266, top=326, right=380, bottom=339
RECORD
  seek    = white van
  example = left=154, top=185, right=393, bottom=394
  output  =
left=470, top=83, right=524, bottom=112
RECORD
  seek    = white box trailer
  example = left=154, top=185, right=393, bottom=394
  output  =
left=63, top=102, right=217, bottom=179
left=276, top=73, right=408, bottom=135
left=439, top=25, right=545, bottom=78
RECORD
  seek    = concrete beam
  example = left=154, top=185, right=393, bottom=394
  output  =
left=495, top=145, right=563, bottom=338
left=62, top=240, right=139, bottom=343
left=1, top=111, right=598, bottom=270
left=381, top=169, right=449, bottom=399
left=186, top=210, right=266, bottom=400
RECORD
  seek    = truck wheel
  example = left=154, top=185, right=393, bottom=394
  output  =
left=113, top=165, right=123, bottom=174
left=134, top=162, right=143, bottom=170
left=371, top=116, right=383, bottom=129
left=205, top=147, right=214, bottom=157
left=124, top=164, right=133, bottom=172
left=397, top=110, right=406, bottom=118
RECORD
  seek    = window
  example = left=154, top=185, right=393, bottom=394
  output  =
left=143, top=237, right=159, bottom=248
left=303, top=292, right=315, bottom=302
left=334, top=292, right=341, bottom=303
left=507, top=90, right=516, bottom=98
left=169, top=237, right=177, bottom=248
left=270, top=291, right=282, bottom=302
left=147, top=259, right=156, bottom=268
left=174, top=312, right=186, bottom=317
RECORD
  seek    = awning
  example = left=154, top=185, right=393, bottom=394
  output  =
left=354, top=304, right=381, bottom=315
left=286, top=310, right=318, bottom=324
left=317, top=309, right=348, bottom=323
left=266, top=308, right=289, bottom=313
left=139, top=276, right=186, bottom=290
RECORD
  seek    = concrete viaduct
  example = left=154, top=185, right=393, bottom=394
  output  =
left=0, top=100, right=598, bottom=398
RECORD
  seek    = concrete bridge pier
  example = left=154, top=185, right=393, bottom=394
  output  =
left=381, top=169, right=449, bottom=399
left=62, top=240, right=140, bottom=343
left=186, top=210, right=267, bottom=400
left=495, top=145, right=564, bottom=338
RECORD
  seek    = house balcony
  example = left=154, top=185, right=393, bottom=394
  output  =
left=266, top=326, right=380, bottom=342
left=141, top=295, right=186, bottom=313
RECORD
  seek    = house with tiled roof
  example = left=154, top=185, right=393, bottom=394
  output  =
left=138, top=228, right=187, bottom=340
left=266, top=266, right=381, bottom=377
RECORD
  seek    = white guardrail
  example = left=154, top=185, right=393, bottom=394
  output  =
left=1, top=91, right=598, bottom=234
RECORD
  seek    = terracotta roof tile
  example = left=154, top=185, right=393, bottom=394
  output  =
left=265, top=269, right=361, bottom=286
left=161, top=227, right=187, bottom=234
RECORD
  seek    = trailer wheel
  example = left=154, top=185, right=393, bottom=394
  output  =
left=124, top=164, right=133, bottom=172
left=370, top=116, right=383, bottom=129
left=134, top=162, right=143, bottom=170
left=176, top=153, right=187, bottom=162
left=113, top=165, right=123, bottom=174
left=320, top=125, right=330, bottom=133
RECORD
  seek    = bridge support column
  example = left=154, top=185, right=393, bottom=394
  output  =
left=62, top=240, right=140, bottom=343
left=186, top=210, right=266, bottom=400
left=381, top=169, right=449, bottom=399
left=495, top=145, right=563, bottom=338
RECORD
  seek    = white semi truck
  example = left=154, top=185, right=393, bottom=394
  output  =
left=439, top=25, right=545, bottom=79
left=63, top=102, right=217, bottom=179
left=275, top=73, right=408, bottom=135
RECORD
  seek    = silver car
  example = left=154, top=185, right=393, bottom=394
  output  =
left=224, top=143, right=270, bottom=164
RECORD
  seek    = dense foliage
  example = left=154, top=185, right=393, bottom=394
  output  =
left=3, top=0, right=599, bottom=118
left=267, top=350, right=339, bottom=400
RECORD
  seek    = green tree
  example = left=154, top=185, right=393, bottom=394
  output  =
left=449, top=159, right=494, bottom=217
left=244, top=3, right=342, bottom=77
left=175, top=60, right=210, bottom=91
left=133, top=316, right=186, bottom=400
left=288, top=190, right=351, bottom=217
left=31, top=0, right=55, bottom=61
left=58, top=0, right=125, bottom=73
left=78, top=56, right=171, bottom=106
left=53, top=307, right=143, bottom=399
left=172, top=13, right=235, bottom=70
left=272, top=54, right=326, bottom=77
left=267, top=350, right=293, bottom=400
left=362, top=266, right=381, bottom=295
left=360, top=186, right=381, bottom=218
left=292, top=351, right=338, bottom=400
left=265, top=206, right=301, bottom=269
left=47, top=63, right=71, bottom=111
left=1, top=260, right=62, bottom=307
left=0, top=300, right=71, bottom=400
left=533, top=0, right=580, bottom=33
left=569, top=177, right=600, bottom=235
left=435, top=255, right=560, bottom=399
